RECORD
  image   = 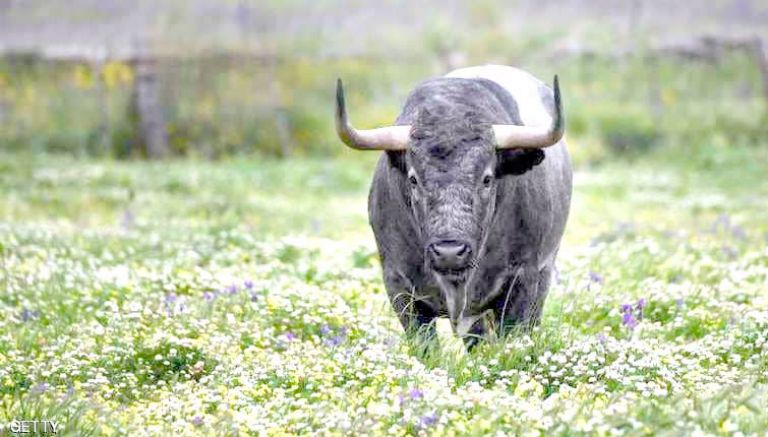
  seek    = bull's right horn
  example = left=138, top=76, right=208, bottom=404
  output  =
left=493, top=75, right=565, bottom=150
left=335, top=78, right=411, bottom=151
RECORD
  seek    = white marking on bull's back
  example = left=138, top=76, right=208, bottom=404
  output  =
left=445, top=65, right=552, bottom=127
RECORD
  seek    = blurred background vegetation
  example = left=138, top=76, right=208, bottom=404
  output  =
left=0, top=0, right=767, bottom=168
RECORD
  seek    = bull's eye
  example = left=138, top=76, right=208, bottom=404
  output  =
left=482, top=174, right=493, bottom=187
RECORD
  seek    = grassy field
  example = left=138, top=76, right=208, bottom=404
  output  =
left=0, top=145, right=766, bottom=435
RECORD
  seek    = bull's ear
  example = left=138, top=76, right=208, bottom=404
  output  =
left=495, top=149, right=545, bottom=177
left=386, top=150, right=407, bottom=173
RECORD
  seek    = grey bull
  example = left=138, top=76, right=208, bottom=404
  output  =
left=335, top=65, right=572, bottom=347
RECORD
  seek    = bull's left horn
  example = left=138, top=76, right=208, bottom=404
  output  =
left=335, top=78, right=411, bottom=151
left=493, top=75, right=565, bottom=150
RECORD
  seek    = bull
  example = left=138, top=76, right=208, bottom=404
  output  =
left=335, top=65, right=572, bottom=347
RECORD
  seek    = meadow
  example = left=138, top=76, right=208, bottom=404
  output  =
left=0, top=140, right=766, bottom=434
left=2, top=12, right=768, bottom=431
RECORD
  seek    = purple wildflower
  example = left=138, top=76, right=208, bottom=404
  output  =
left=284, top=332, right=297, bottom=341
left=21, top=308, right=39, bottom=322
left=203, top=291, right=215, bottom=301
left=226, top=284, right=238, bottom=295
left=191, top=416, right=204, bottom=427
left=588, top=271, right=604, bottom=284
left=409, top=388, right=424, bottom=400
left=397, top=394, right=406, bottom=405
left=731, top=225, right=746, bottom=240
left=636, top=298, right=647, bottom=320
left=620, top=302, right=639, bottom=329
left=120, top=209, right=135, bottom=230
left=676, top=298, right=685, bottom=309
left=419, top=412, right=438, bottom=427
left=621, top=310, right=638, bottom=329
left=322, top=325, right=347, bottom=347
left=32, top=383, right=49, bottom=394
left=244, top=280, right=254, bottom=289
left=325, top=336, right=345, bottom=347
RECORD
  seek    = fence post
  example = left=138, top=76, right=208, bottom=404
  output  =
left=266, top=56, right=292, bottom=157
left=752, top=37, right=768, bottom=108
left=130, top=42, right=170, bottom=159
left=92, top=49, right=111, bottom=156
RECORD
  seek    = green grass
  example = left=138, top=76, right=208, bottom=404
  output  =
left=0, top=145, right=767, bottom=435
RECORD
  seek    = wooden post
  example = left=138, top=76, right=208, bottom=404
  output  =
left=92, top=53, right=111, bottom=156
left=130, top=41, right=170, bottom=159
left=752, top=37, right=768, bottom=108
left=266, top=55, right=292, bottom=157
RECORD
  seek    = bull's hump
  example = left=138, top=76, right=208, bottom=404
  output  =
left=445, top=65, right=553, bottom=128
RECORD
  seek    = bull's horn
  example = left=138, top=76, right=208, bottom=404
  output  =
left=335, top=78, right=411, bottom=151
left=493, top=75, right=565, bottom=150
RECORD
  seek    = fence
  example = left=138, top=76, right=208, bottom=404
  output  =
left=0, top=35, right=766, bottom=159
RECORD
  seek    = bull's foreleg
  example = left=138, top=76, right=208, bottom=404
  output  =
left=383, top=269, right=438, bottom=348
left=493, top=265, right=552, bottom=335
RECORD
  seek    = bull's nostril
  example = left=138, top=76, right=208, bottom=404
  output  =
left=456, top=244, right=468, bottom=256
left=429, top=240, right=472, bottom=270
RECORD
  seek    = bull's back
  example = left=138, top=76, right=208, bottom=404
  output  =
left=445, top=65, right=553, bottom=127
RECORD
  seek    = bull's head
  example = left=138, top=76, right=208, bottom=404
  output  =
left=335, top=77, right=564, bottom=323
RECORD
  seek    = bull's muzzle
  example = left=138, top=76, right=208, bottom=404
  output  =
left=428, top=239, right=472, bottom=271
